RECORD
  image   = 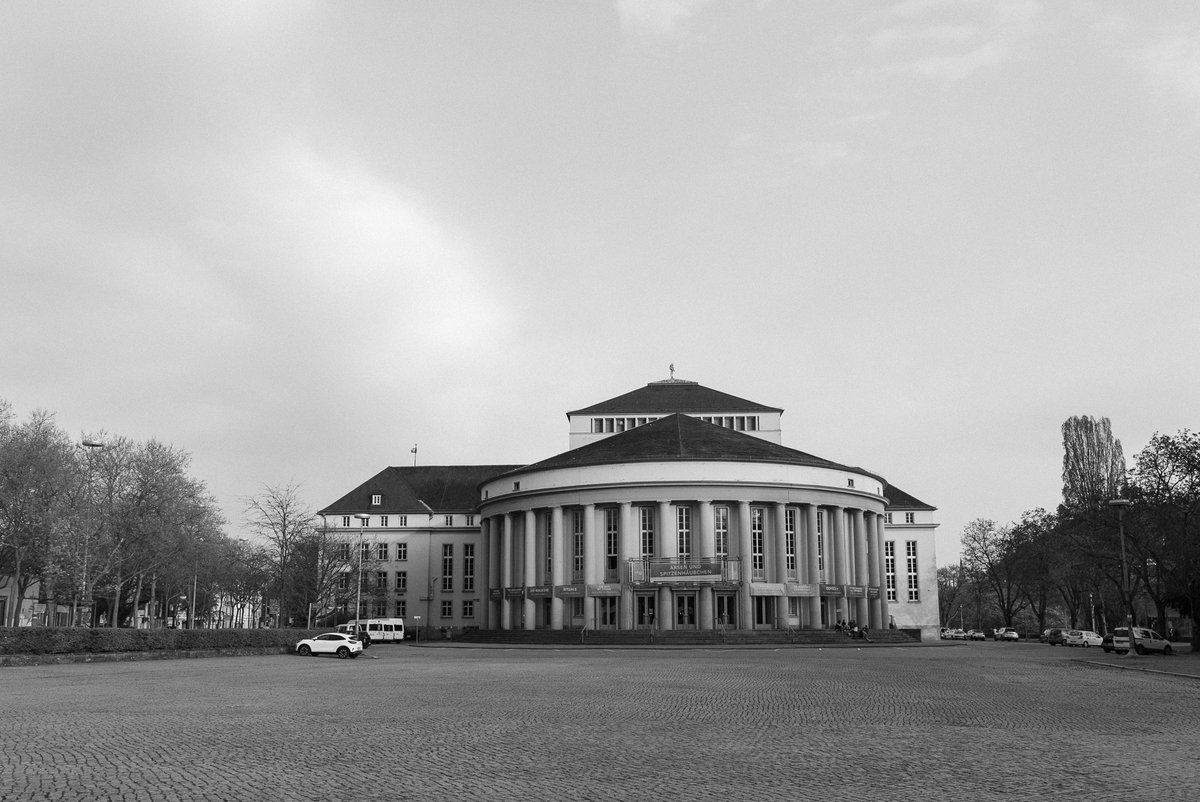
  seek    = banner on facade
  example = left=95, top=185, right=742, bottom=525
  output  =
left=867, top=586, right=880, bottom=599
left=504, top=587, right=525, bottom=599
left=490, top=588, right=503, bottom=601
left=749, top=583, right=785, bottom=596
left=819, top=583, right=844, bottom=597
left=587, top=583, right=621, bottom=597
left=526, top=586, right=552, bottom=598
left=785, top=583, right=818, bottom=597
left=845, top=585, right=866, bottom=599
left=555, top=584, right=585, bottom=598
left=648, top=560, right=723, bottom=583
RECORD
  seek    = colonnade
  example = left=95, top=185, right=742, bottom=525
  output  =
left=481, top=498, right=890, bottom=633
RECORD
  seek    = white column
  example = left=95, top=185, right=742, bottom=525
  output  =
left=872, top=512, right=887, bottom=630
left=619, top=501, right=634, bottom=630
left=550, top=506, right=564, bottom=630
left=582, top=503, right=597, bottom=629
left=500, top=513, right=513, bottom=630
left=830, top=506, right=847, bottom=625
left=523, top=509, right=537, bottom=630
left=699, top=501, right=714, bottom=630
left=657, top=500, right=673, bottom=630
left=773, top=502, right=788, bottom=627
left=805, top=505, right=821, bottom=628
left=853, top=509, right=869, bottom=625
left=737, top=501, right=752, bottom=630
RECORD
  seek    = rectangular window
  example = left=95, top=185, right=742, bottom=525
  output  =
left=885, top=542, right=896, bottom=603
left=396, top=543, right=408, bottom=561
left=463, top=544, right=475, bottom=592
left=905, top=512, right=915, bottom=524
left=376, top=570, right=388, bottom=589
left=396, top=571, right=407, bottom=591
left=360, top=542, right=370, bottom=562
left=444, top=515, right=454, bottom=526
left=751, top=507, right=765, bottom=575
left=747, top=416, right=758, bottom=431
left=847, top=478, right=855, bottom=488
left=884, top=512, right=893, bottom=524
left=442, top=544, right=454, bottom=592
left=605, top=508, right=619, bottom=575
left=714, top=506, right=729, bottom=559
left=342, top=516, right=351, bottom=527
left=906, top=540, right=919, bottom=602
left=785, top=508, right=797, bottom=576
left=462, top=600, right=474, bottom=619
left=545, top=517, right=553, bottom=576
left=816, top=510, right=825, bottom=579
left=371, top=494, right=381, bottom=505
left=337, top=543, right=350, bottom=562
left=639, top=507, right=654, bottom=559
left=380, top=515, right=389, bottom=527
left=440, top=600, right=453, bottom=618
left=373, top=600, right=387, bottom=617
left=465, top=515, right=475, bottom=526
left=573, top=510, right=585, bottom=579
left=338, top=574, right=348, bottom=590
left=397, top=515, right=407, bottom=527
left=676, top=506, right=692, bottom=561
left=396, top=600, right=406, bottom=618
left=375, top=542, right=388, bottom=561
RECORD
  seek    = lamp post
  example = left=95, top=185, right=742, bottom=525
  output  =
left=75, top=439, right=105, bottom=627
left=1108, top=499, right=1138, bottom=658
left=355, top=515, right=370, bottom=630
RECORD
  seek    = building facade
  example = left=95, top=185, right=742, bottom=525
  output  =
left=320, top=378, right=940, bottom=638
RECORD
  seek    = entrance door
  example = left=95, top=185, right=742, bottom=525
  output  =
left=597, top=597, right=618, bottom=629
left=714, top=595, right=735, bottom=629
left=754, top=596, right=775, bottom=629
left=636, top=595, right=657, bottom=628
left=675, top=594, right=696, bottom=629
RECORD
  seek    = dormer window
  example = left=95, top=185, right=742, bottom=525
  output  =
left=513, top=481, right=520, bottom=491
left=847, top=479, right=855, bottom=488
left=371, top=494, right=382, bottom=506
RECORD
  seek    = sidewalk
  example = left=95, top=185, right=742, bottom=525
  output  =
left=1079, top=643, right=1200, bottom=679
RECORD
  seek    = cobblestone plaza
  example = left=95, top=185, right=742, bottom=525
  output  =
left=3, top=643, right=1197, bottom=801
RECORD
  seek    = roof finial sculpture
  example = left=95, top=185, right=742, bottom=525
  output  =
left=669, top=362, right=675, bottom=379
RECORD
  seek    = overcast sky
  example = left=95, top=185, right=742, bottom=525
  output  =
left=3, top=2, right=1197, bottom=565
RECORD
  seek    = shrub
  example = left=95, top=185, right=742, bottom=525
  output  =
left=0, top=627, right=324, bottom=655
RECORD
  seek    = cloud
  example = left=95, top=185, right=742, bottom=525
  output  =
left=1136, top=31, right=1200, bottom=107
left=616, top=0, right=715, bottom=41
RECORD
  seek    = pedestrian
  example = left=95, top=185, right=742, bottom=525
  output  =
left=861, top=625, right=871, bottom=643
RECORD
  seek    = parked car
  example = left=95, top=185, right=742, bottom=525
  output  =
left=939, top=627, right=953, bottom=640
left=1043, top=628, right=1067, bottom=645
left=1063, top=629, right=1104, bottom=647
left=1111, top=627, right=1173, bottom=656
left=966, top=629, right=987, bottom=641
left=295, top=632, right=364, bottom=659
left=1101, top=633, right=1115, bottom=653
left=946, top=629, right=968, bottom=640
left=335, top=623, right=372, bottom=648
left=993, top=627, right=1019, bottom=641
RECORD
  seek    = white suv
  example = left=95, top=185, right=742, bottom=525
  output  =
left=1111, top=626, right=1173, bottom=656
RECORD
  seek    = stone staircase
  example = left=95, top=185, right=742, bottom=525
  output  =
left=452, top=627, right=921, bottom=647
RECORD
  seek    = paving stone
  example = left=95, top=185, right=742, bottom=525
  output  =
left=1, top=642, right=1197, bottom=800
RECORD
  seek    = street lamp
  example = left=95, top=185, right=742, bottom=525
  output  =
left=355, top=514, right=370, bottom=631
left=1108, top=498, right=1138, bottom=658
left=75, top=439, right=105, bottom=627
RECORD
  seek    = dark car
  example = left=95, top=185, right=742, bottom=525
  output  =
left=1044, top=628, right=1067, bottom=646
left=1101, top=633, right=1114, bottom=653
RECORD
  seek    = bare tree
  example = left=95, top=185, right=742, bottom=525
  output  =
left=960, top=518, right=1026, bottom=627
left=244, top=482, right=315, bottom=627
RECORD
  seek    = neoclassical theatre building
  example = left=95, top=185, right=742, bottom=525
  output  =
left=319, top=378, right=940, bottom=638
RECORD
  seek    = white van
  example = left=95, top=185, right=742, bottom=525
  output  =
left=1111, top=626, right=1173, bottom=656
left=344, top=618, right=407, bottom=644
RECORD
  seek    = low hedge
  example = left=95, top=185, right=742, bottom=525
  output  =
left=0, top=626, right=322, bottom=655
